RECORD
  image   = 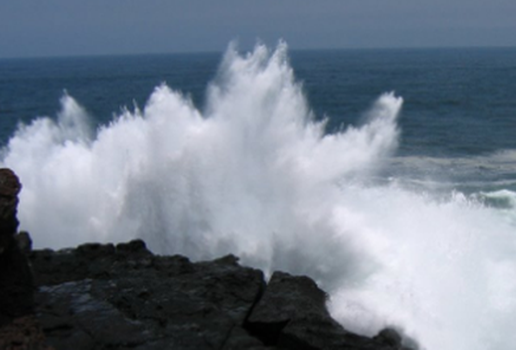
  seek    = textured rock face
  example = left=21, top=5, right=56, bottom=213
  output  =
left=30, top=241, right=415, bottom=350
left=0, top=316, right=53, bottom=350
left=246, top=271, right=411, bottom=350
left=31, top=242, right=267, bottom=350
left=0, top=169, right=33, bottom=327
left=0, top=168, right=21, bottom=239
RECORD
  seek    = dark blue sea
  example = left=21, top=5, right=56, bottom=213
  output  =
left=2, top=48, right=516, bottom=190
left=1, top=45, right=516, bottom=349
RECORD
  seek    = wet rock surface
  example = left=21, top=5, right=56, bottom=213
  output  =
left=247, top=272, right=411, bottom=350
left=30, top=242, right=267, bottom=350
left=29, top=241, right=414, bottom=350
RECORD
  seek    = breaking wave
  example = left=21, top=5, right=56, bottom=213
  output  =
left=2, top=42, right=516, bottom=350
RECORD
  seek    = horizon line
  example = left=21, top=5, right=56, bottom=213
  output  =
left=1, top=43, right=516, bottom=61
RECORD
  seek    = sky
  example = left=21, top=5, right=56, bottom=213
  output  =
left=1, top=0, right=515, bottom=58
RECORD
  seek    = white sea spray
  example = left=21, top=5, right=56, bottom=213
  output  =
left=2, top=42, right=516, bottom=350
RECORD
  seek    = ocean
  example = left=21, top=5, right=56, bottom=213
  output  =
left=1, top=43, right=516, bottom=349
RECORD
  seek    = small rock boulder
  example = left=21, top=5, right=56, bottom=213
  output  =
left=246, top=271, right=410, bottom=350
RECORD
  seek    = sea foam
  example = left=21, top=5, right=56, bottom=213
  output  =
left=2, top=42, right=516, bottom=350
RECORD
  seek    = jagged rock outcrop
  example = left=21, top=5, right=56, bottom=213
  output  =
left=246, top=271, right=411, bottom=349
left=30, top=242, right=267, bottom=349
left=29, top=241, right=414, bottom=350
left=0, top=169, right=33, bottom=327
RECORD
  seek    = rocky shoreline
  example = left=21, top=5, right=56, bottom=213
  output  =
left=0, top=169, right=416, bottom=350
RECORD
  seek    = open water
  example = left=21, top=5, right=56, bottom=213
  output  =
left=1, top=43, right=516, bottom=349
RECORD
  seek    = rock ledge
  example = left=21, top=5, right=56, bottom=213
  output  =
left=28, top=240, right=415, bottom=350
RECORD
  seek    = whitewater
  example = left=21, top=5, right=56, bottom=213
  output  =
left=2, top=42, right=516, bottom=350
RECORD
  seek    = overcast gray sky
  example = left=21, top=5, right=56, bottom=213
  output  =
left=1, top=0, right=515, bottom=58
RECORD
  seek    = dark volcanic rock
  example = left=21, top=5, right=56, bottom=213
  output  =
left=31, top=243, right=266, bottom=350
left=246, top=271, right=410, bottom=350
left=0, top=168, right=33, bottom=327
left=0, top=168, right=21, bottom=237
left=28, top=241, right=418, bottom=350
left=29, top=241, right=418, bottom=350
left=0, top=315, right=53, bottom=350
